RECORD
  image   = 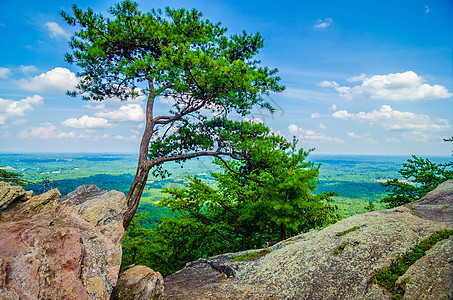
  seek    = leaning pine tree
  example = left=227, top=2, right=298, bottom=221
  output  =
left=61, top=1, right=284, bottom=228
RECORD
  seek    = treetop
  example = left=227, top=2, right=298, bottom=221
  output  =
left=61, top=0, right=284, bottom=118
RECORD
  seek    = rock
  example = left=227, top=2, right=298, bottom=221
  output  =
left=0, top=181, right=31, bottom=211
left=111, top=265, right=164, bottom=300
left=404, top=180, right=453, bottom=224
left=163, top=180, right=453, bottom=299
left=395, top=236, right=453, bottom=299
left=0, top=183, right=127, bottom=300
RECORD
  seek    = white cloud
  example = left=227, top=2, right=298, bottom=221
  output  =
left=0, top=67, right=12, bottom=79
left=347, top=132, right=377, bottom=144
left=319, top=71, right=452, bottom=101
left=15, top=67, right=78, bottom=94
left=62, top=115, right=110, bottom=128
left=18, top=123, right=75, bottom=139
left=311, top=112, right=321, bottom=119
left=0, top=95, right=43, bottom=125
left=157, top=95, right=177, bottom=104
left=19, top=65, right=38, bottom=74
left=330, top=104, right=337, bottom=111
left=12, top=119, right=27, bottom=125
left=347, top=73, right=367, bottom=82
left=95, top=104, right=145, bottom=122
left=319, top=123, right=326, bottom=130
left=45, top=22, right=70, bottom=39
left=289, top=124, right=344, bottom=143
left=401, top=131, right=439, bottom=143
left=1, top=131, right=10, bottom=139
left=314, top=18, right=333, bottom=29
left=130, top=128, right=141, bottom=135
left=114, top=134, right=140, bottom=141
left=385, top=138, right=401, bottom=143
left=332, top=105, right=450, bottom=131
left=78, top=130, right=110, bottom=140
left=244, top=117, right=264, bottom=124
left=85, top=103, right=106, bottom=110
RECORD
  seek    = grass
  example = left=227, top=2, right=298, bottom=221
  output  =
left=374, top=229, right=453, bottom=298
left=333, top=241, right=359, bottom=255
left=229, top=251, right=269, bottom=262
left=336, top=226, right=360, bottom=236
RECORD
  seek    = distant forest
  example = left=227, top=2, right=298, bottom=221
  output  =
left=1, top=153, right=451, bottom=225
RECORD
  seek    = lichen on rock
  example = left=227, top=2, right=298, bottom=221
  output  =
left=163, top=180, right=453, bottom=299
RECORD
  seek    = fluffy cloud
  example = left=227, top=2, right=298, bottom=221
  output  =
left=18, top=123, right=75, bottom=139
left=0, top=95, right=43, bottom=124
left=319, top=71, right=451, bottom=101
left=0, top=67, right=12, bottom=79
left=45, top=22, right=70, bottom=39
left=289, top=124, right=344, bottom=143
left=95, top=104, right=145, bottom=122
left=314, top=18, right=332, bottom=29
left=347, top=132, right=377, bottom=144
left=62, top=115, right=110, bottom=128
left=332, top=105, right=450, bottom=131
left=15, top=67, right=78, bottom=94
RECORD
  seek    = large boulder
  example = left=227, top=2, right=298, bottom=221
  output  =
left=0, top=183, right=127, bottom=300
left=111, top=265, right=164, bottom=300
left=163, top=180, right=453, bottom=299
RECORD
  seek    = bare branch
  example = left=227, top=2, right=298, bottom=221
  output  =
left=0, top=177, right=51, bottom=189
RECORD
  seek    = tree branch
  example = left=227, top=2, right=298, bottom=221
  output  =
left=0, top=177, right=51, bottom=188
left=214, top=156, right=265, bottom=184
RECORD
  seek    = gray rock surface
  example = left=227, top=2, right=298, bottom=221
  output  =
left=404, top=180, right=453, bottom=224
left=0, top=183, right=127, bottom=300
left=164, top=180, right=453, bottom=299
left=111, top=265, right=164, bottom=300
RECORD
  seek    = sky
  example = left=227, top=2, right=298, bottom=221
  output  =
left=0, top=0, right=452, bottom=156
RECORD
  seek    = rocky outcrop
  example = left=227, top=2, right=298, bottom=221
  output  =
left=0, top=182, right=127, bottom=300
left=111, top=265, right=164, bottom=300
left=164, top=180, right=453, bottom=299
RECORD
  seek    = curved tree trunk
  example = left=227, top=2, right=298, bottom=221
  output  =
left=122, top=79, right=155, bottom=229
left=122, top=164, right=151, bottom=228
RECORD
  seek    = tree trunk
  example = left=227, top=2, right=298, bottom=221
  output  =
left=122, top=79, right=155, bottom=229
left=123, top=163, right=151, bottom=228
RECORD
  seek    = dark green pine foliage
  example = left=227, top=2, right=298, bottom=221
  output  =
left=380, top=155, right=453, bottom=208
left=61, top=1, right=285, bottom=227
left=122, top=125, right=339, bottom=276
left=0, top=169, right=26, bottom=186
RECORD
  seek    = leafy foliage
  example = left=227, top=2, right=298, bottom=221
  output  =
left=0, top=169, right=26, bottom=186
left=62, top=1, right=285, bottom=226
left=121, top=131, right=339, bottom=275
left=380, top=155, right=453, bottom=208
left=160, top=134, right=339, bottom=246
left=121, top=212, right=154, bottom=268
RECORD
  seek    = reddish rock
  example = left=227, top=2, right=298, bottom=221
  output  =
left=0, top=183, right=126, bottom=300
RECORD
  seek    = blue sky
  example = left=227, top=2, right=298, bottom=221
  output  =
left=0, top=0, right=452, bottom=155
